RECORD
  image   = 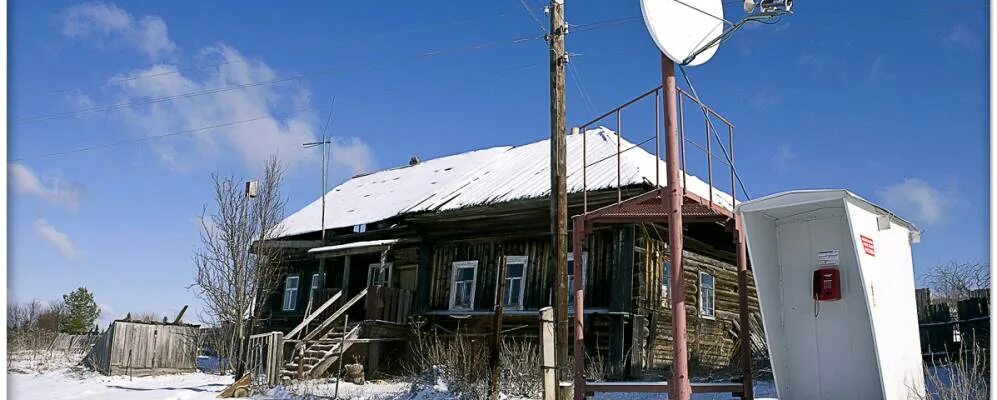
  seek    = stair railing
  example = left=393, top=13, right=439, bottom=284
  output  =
left=285, top=289, right=343, bottom=340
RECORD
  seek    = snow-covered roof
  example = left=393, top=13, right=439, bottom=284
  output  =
left=278, top=128, right=735, bottom=237
left=308, top=239, right=400, bottom=254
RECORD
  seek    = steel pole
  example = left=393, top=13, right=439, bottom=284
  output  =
left=736, top=220, right=754, bottom=400
left=662, top=54, right=690, bottom=400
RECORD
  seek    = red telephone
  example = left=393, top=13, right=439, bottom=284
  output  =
left=812, top=268, right=841, bottom=301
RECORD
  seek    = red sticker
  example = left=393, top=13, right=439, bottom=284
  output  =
left=860, top=235, right=875, bottom=256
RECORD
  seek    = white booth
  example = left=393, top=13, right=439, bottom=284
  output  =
left=737, top=190, right=925, bottom=399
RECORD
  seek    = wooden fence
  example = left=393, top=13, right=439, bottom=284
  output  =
left=365, top=286, right=413, bottom=324
left=918, top=295, right=989, bottom=361
left=84, top=320, right=200, bottom=376
left=247, top=331, right=284, bottom=387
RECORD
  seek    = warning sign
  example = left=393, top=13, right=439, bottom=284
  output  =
left=817, top=250, right=840, bottom=266
left=860, top=235, right=875, bottom=256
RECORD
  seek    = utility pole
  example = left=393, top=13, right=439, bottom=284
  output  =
left=547, top=0, right=569, bottom=397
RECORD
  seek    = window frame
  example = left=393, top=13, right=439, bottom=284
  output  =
left=310, top=272, right=325, bottom=296
left=367, top=262, right=393, bottom=287
left=567, top=252, right=588, bottom=306
left=283, top=274, right=300, bottom=311
left=662, top=260, right=671, bottom=308
left=699, top=271, right=716, bottom=319
left=449, top=261, right=478, bottom=311
left=503, top=256, right=529, bottom=310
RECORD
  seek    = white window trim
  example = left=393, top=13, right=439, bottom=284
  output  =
left=449, top=261, right=478, bottom=311
left=283, top=275, right=300, bottom=311
left=311, top=272, right=325, bottom=296
left=504, top=256, right=529, bottom=310
left=368, top=262, right=393, bottom=287
left=567, top=252, right=588, bottom=306
left=699, top=271, right=715, bottom=319
left=662, top=261, right=671, bottom=308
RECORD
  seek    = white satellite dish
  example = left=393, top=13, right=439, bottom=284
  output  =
left=640, top=0, right=725, bottom=66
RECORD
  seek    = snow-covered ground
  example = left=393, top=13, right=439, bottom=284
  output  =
left=7, top=351, right=778, bottom=399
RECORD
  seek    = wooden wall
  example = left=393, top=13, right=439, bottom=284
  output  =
left=426, top=229, right=618, bottom=311
left=86, top=321, right=200, bottom=376
left=636, top=231, right=761, bottom=372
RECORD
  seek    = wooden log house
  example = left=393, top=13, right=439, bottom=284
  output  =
left=260, top=128, right=760, bottom=379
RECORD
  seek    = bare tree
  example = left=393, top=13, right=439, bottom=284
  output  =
left=192, top=154, right=287, bottom=376
left=921, top=261, right=990, bottom=303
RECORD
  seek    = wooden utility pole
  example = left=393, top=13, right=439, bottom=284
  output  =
left=548, top=0, right=569, bottom=396
left=488, top=253, right=508, bottom=400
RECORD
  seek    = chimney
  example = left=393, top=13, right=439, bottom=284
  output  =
left=409, top=156, right=420, bottom=166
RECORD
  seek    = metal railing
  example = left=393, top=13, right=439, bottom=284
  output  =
left=574, top=85, right=737, bottom=215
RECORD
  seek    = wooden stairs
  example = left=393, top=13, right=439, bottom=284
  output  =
left=280, top=288, right=368, bottom=381
left=281, top=322, right=361, bottom=380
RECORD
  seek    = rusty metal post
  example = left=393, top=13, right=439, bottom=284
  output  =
left=735, top=219, right=753, bottom=400
left=655, top=90, right=661, bottom=186
left=572, top=216, right=587, bottom=400
left=662, top=54, right=690, bottom=400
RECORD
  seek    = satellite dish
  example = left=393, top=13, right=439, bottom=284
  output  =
left=640, top=0, right=726, bottom=66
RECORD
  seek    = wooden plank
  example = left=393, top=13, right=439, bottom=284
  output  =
left=286, top=290, right=343, bottom=340
left=583, top=381, right=742, bottom=394
left=303, top=288, right=368, bottom=342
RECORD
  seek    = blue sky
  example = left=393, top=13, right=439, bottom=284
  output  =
left=8, top=1, right=988, bottom=325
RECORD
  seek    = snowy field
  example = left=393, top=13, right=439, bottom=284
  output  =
left=7, top=351, right=778, bottom=399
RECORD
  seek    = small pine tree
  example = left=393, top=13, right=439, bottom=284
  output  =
left=62, top=287, right=100, bottom=334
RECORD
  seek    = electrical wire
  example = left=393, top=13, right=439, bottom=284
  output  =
left=677, top=65, right=751, bottom=200
left=19, top=10, right=526, bottom=98
left=517, top=0, right=548, bottom=34
left=12, top=33, right=548, bottom=125
left=567, top=61, right=598, bottom=116
left=10, top=107, right=313, bottom=162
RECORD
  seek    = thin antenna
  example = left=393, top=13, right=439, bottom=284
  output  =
left=303, top=97, right=337, bottom=242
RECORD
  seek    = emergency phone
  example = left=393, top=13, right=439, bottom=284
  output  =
left=812, top=268, right=841, bottom=301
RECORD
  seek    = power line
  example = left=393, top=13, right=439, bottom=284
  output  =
left=677, top=65, right=751, bottom=200
left=516, top=0, right=548, bottom=33
left=13, top=32, right=549, bottom=125
left=20, top=10, right=526, bottom=98
left=10, top=108, right=312, bottom=162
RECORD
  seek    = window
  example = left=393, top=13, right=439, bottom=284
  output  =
left=368, top=263, right=393, bottom=287
left=662, top=261, right=671, bottom=307
left=504, top=256, right=528, bottom=309
left=700, top=272, right=715, bottom=318
left=283, top=275, right=300, bottom=311
left=449, top=261, right=478, bottom=310
left=311, top=272, right=325, bottom=296
left=353, top=224, right=367, bottom=233
left=567, top=252, right=588, bottom=306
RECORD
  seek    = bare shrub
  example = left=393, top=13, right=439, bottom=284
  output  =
left=499, top=339, right=542, bottom=397
left=921, top=261, right=989, bottom=303
left=912, top=343, right=989, bottom=400
left=406, top=324, right=544, bottom=399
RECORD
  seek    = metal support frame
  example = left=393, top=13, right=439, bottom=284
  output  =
left=568, top=57, right=751, bottom=400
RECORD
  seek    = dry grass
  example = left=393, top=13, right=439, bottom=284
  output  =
left=405, top=325, right=543, bottom=399
left=912, top=344, right=989, bottom=400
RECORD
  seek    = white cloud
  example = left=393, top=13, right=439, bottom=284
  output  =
left=868, top=55, right=887, bottom=81
left=106, top=44, right=375, bottom=173
left=34, top=219, right=79, bottom=260
left=943, top=24, right=980, bottom=51
left=62, top=2, right=176, bottom=60
left=9, top=164, right=84, bottom=210
left=770, top=143, right=795, bottom=169
left=876, top=178, right=950, bottom=226
left=329, top=137, right=376, bottom=175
